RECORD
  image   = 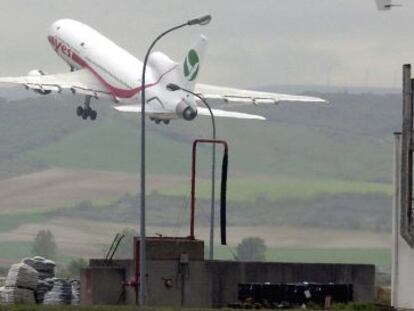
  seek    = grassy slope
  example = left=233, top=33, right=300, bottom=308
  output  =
left=20, top=93, right=399, bottom=183
left=18, top=93, right=399, bottom=208
left=163, top=177, right=392, bottom=202
left=0, top=92, right=399, bottom=266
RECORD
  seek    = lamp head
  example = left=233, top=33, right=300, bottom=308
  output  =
left=187, top=15, right=212, bottom=26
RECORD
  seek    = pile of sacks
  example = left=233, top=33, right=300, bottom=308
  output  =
left=22, top=257, right=55, bottom=280
left=71, top=280, right=80, bottom=305
left=0, top=263, right=38, bottom=304
left=22, top=256, right=56, bottom=304
left=0, top=256, right=81, bottom=305
left=43, top=278, right=73, bottom=305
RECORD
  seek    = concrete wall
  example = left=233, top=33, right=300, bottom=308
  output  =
left=82, top=259, right=375, bottom=307
left=81, top=267, right=125, bottom=305
left=391, top=134, right=414, bottom=309
left=147, top=260, right=375, bottom=307
left=393, top=233, right=414, bottom=309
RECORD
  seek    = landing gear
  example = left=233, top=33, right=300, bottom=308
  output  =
left=76, top=96, right=97, bottom=121
left=150, top=117, right=171, bottom=125
left=89, top=110, right=97, bottom=120
left=76, top=106, right=83, bottom=117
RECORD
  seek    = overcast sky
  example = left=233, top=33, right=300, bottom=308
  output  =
left=0, top=0, right=413, bottom=89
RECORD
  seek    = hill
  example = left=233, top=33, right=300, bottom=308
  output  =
left=0, top=90, right=400, bottom=265
left=0, top=91, right=397, bottom=183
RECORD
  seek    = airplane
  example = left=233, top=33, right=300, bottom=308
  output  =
left=0, top=19, right=326, bottom=123
left=375, top=0, right=401, bottom=10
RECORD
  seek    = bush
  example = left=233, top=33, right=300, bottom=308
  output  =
left=236, top=237, right=267, bottom=261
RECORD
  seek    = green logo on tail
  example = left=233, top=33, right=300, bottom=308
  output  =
left=183, top=49, right=199, bottom=81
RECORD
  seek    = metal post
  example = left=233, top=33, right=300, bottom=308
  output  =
left=392, top=132, right=401, bottom=307
left=138, top=15, right=211, bottom=305
left=210, top=136, right=216, bottom=260
left=139, top=22, right=189, bottom=306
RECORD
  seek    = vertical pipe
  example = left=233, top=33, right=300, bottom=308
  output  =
left=400, top=65, right=414, bottom=246
left=190, top=141, right=197, bottom=239
left=392, top=132, right=401, bottom=307
left=220, top=148, right=228, bottom=245
left=209, top=125, right=216, bottom=260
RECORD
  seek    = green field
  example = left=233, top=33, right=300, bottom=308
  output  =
left=0, top=241, right=32, bottom=261
left=163, top=177, right=392, bottom=202
left=15, top=92, right=397, bottom=184
left=0, top=214, right=45, bottom=232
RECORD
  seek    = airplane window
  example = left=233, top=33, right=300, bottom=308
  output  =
left=80, top=42, right=85, bottom=47
left=57, top=26, right=60, bottom=30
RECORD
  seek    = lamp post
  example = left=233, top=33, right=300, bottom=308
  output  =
left=139, top=15, right=211, bottom=306
left=167, top=83, right=216, bottom=260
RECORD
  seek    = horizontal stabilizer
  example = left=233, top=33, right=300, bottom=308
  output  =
left=198, top=107, right=265, bottom=120
left=113, top=105, right=166, bottom=114
left=114, top=105, right=265, bottom=120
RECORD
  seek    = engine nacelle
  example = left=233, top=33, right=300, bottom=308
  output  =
left=176, top=100, right=198, bottom=121
left=26, top=69, right=51, bottom=95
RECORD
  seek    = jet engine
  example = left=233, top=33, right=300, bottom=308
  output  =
left=26, top=69, right=51, bottom=95
left=176, top=100, right=197, bottom=121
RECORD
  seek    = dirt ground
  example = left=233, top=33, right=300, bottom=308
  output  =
left=0, top=168, right=186, bottom=213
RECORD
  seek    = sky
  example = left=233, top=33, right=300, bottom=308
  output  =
left=0, top=0, right=413, bottom=90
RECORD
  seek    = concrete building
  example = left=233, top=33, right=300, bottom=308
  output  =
left=81, top=237, right=375, bottom=307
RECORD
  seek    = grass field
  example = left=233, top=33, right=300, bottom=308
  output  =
left=0, top=241, right=31, bottom=262
left=0, top=214, right=45, bottom=233
left=162, top=177, right=392, bottom=202
left=23, top=118, right=198, bottom=176
left=19, top=92, right=398, bottom=184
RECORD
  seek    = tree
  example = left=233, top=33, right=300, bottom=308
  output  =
left=236, top=237, right=267, bottom=261
left=31, top=229, right=57, bottom=259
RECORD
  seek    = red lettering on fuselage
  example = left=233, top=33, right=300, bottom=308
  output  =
left=48, top=35, right=72, bottom=59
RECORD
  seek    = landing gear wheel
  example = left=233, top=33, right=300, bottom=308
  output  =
left=82, top=108, right=90, bottom=120
left=155, top=119, right=161, bottom=124
left=76, top=106, right=84, bottom=117
left=163, top=120, right=170, bottom=125
left=90, top=110, right=97, bottom=121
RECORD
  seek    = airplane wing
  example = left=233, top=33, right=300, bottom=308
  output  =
left=0, top=69, right=113, bottom=99
left=113, top=105, right=166, bottom=114
left=194, top=83, right=327, bottom=106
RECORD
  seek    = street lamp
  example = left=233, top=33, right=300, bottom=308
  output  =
left=139, top=15, right=211, bottom=306
left=167, top=83, right=216, bottom=260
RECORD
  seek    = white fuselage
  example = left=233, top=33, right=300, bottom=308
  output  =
left=48, top=19, right=185, bottom=119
